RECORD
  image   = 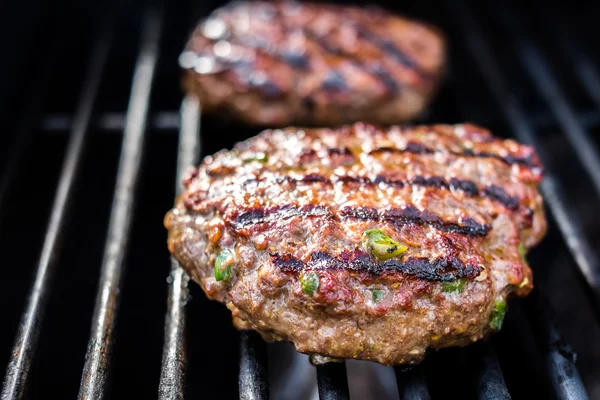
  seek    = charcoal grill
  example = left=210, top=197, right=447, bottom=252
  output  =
left=1, top=0, right=599, bottom=399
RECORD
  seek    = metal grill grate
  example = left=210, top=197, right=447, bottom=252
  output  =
left=1, top=0, right=599, bottom=399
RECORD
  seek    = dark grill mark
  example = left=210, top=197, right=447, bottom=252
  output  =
left=272, top=250, right=482, bottom=281
left=369, top=144, right=537, bottom=169
left=271, top=253, right=304, bottom=270
left=327, top=147, right=353, bottom=156
left=381, top=206, right=490, bottom=236
left=234, top=204, right=332, bottom=228
left=365, top=63, right=400, bottom=92
left=339, top=207, right=379, bottom=220
left=233, top=203, right=490, bottom=237
left=412, top=176, right=446, bottom=188
left=301, top=28, right=399, bottom=94
left=244, top=174, right=534, bottom=212
left=299, top=174, right=329, bottom=183
left=405, top=142, right=435, bottom=154
left=356, top=28, right=435, bottom=81
left=298, top=147, right=355, bottom=164
left=449, top=178, right=479, bottom=196
left=483, top=185, right=520, bottom=210
left=463, top=149, right=536, bottom=169
left=281, top=50, right=310, bottom=69
left=251, top=173, right=522, bottom=211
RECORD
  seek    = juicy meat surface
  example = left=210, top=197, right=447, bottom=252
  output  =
left=165, top=123, right=546, bottom=365
left=180, top=1, right=445, bottom=126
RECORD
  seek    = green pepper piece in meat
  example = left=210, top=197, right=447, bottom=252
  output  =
left=489, top=298, right=507, bottom=330
left=519, top=243, right=527, bottom=261
left=441, top=279, right=466, bottom=293
left=364, top=229, right=408, bottom=261
left=214, top=249, right=234, bottom=281
left=243, top=152, right=268, bottom=163
left=370, top=289, right=386, bottom=303
left=300, top=272, right=319, bottom=296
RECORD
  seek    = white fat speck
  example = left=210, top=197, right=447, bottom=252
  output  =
left=320, top=327, right=335, bottom=338
left=427, top=311, right=435, bottom=320
left=194, top=217, right=204, bottom=225
left=178, top=51, right=198, bottom=69
left=194, top=56, right=217, bottom=74
left=202, top=18, right=227, bottom=39
left=213, top=40, right=232, bottom=58
left=409, top=349, right=421, bottom=355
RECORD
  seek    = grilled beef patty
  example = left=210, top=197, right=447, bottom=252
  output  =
left=180, top=1, right=445, bottom=126
left=165, top=123, right=546, bottom=365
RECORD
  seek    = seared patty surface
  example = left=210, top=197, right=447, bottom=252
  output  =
left=180, top=1, right=445, bottom=126
left=165, top=123, right=546, bottom=365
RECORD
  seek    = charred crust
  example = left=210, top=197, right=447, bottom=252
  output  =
left=483, top=185, right=520, bottom=210
left=232, top=203, right=490, bottom=237
left=272, top=250, right=482, bottom=281
left=221, top=173, right=530, bottom=215
left=381, top=206, right=490, bottom=236
left=449, top=178, right=479, bottom=196
left=369, top=144, right=540, bottom=170
left=233, top=204, right=333, bottom=229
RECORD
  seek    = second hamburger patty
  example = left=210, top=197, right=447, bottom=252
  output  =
left=180, top=1, right=445, bottom=126
left=165, top=123, right=546, bottom=365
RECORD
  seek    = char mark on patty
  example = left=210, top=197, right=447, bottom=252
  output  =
left=232, top=204, right=490, bottom=236
left=233, top=204, right=333, bottom=228
left=369, top=144, right=537, bottom=169
left=240, top=173, right=523, bottom=212
left=483, top=185, right=520, bottom=210
left=272, top=250, right=482, bottom=281
left=342, top=206, right=490, bottom=236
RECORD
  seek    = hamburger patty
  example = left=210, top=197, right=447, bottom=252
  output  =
left=180, top=1, right=445, bottom=126
left=165, top=123, right=546, bottom=365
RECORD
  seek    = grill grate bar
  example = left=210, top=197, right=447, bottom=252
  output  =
left=41, top=112, right=181, bottom=133
left=0, top=19, right=113, bottom=400
left=38, top=108, right=600, bottom=134
left=77, top=7, right=162, bottom=399
left=524, top=289, right=589, bottom=400
left=158, top=96, right=200, bottom=399
left=493, top=2, right=600, bottom=202
left=239, top=331, right=269, bottom=400
left=394, top=366, right=430, bottom=400
left=472, top=344, right=511, bottom=400
left=316, top=362, right=350, bottom=400
left=446, top=0, right=600, bottom=322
